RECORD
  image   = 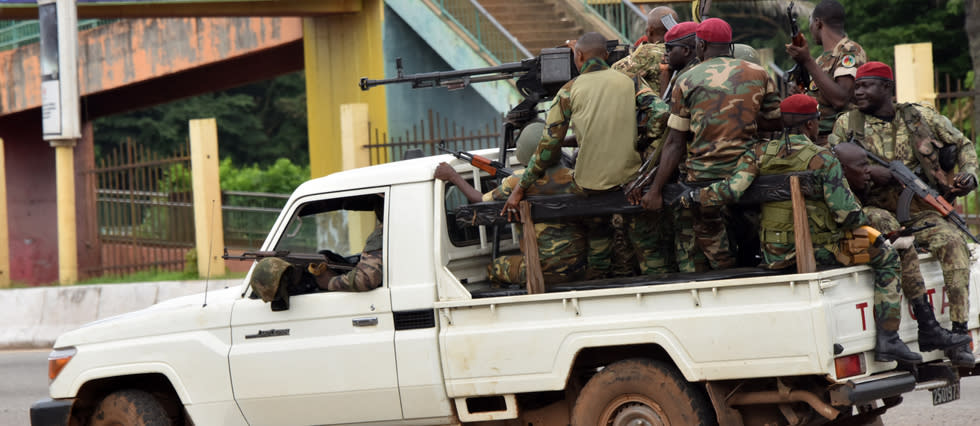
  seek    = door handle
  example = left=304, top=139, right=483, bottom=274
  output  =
left=352, top=317, right=378, bottom=327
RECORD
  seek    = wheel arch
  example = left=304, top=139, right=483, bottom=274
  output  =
left=69, top=373, right=186, bottom=426
left=558, top=332, right=700, bottom=389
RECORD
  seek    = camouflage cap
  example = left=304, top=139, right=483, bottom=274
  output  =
left=733, top=44, right=760, bottom=65
left=516, top=121, right=546, bottom=166
left=249, top=257, right=293, bottom=303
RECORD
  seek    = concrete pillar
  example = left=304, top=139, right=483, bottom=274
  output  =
left=189, top=118, right=225, bottom=278
left=52, top=140, right=78, bottom=285
left=894, top=43, right=936, bottom=108
left=0, top=138, right=8, bottom=288
left=303, top=0, right=388, bottom=179
left=340, top=103, right=376, bottom=247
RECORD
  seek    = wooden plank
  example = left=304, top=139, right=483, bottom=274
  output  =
left=791, top=176, right=816, bottom=274
left=520, top=201, right=545, bottom=295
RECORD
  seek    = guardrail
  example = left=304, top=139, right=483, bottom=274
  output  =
left=582, top=0, right=645, bottom=43
left=0, top=19, right=116, bottom=52
left=432, top=0, right=532, bottom=63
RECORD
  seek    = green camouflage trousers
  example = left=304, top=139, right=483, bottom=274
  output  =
left=610, top=214, right=639, bottom=277
left=327, top=250, right=383, bottom=292
left=675, top=204, right=735, bottom=271
left=488, top=219, right=588, bottom=285
left=673, top=207, right=709, bottom=272
left=863, top=207, right=926, bottom=300
left=815, top=243, right=903, bottom=331
left=630, top=210, right=677, bottom=274
left=908, top=210, right=972, bottom=322
left=582, top=216, right=614, bottom=280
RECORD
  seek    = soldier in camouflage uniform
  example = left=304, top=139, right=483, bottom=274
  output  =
left=830, top=62, right=977, bottom=366
left=612, top=6, right=677, bottom=94
left=681, top=94, right=920, bottom=363
left=640, top=18, right=781, bottom=271
left=837, top=143, right=972, bottom=363
left=502, top=32, right=670, bottom=279
left=312, top=222, right=384, bottom=292
left=786, top=0, right=866, bottom=145
left=435, top=122, right=588, bottom=286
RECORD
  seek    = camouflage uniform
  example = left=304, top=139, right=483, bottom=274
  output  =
left=830, top=104, right=979, bottom=322
left=809, top=36, right=866, bottom=136
left=863, top=206, right=926, bottom=299
left=667, top=56, right=781, bottom=270
left=521, top=57, right=670, bottom=278
left=612, top=41, right=666, bottom=94
left=699, top=134, right=904, bottom=330
left=326, top=224, right=384, bottom=292
left=484, top=168, right=587, bottom=285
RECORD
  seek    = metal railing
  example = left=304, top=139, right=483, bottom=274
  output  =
left=431, top=0, right=532, bottom=64
left=582, top=0, right=645, bottom=43
left=222, top=190, right=291, bottom=250
left=0, top=19, right=116, bottom=52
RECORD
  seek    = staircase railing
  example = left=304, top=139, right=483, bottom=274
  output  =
left=581, top=0, right=646, bottom=43
left=430, top=0, right=533, bottom=64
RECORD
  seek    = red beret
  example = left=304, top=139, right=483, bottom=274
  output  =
left=780, top=94, right=819, bottom=115
left=665, top=22, right=697, bottom=44
left=855, top=61, right=893, bottom=81
left=696, top=18, right=732, bottom=43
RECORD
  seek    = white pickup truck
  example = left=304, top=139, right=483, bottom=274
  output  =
left=31, top=150, right=980, bottom=426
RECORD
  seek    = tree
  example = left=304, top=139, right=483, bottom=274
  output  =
left=966, top=0, right=979, bottom=139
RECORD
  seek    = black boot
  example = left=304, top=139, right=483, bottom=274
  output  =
left=875, top=327, right=923, bottom=364
left=912, top=296, right=971, bottom=351
left=945, top=322, right=975, bottom=368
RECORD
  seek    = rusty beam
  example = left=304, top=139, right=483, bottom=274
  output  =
left=0, top=0, right=361, bottom=19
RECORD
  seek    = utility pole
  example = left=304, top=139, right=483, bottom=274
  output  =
left=38, top=0, right=81, bottom=285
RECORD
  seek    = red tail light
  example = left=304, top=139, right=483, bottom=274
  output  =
left=834, top=353, right=865, bottom=379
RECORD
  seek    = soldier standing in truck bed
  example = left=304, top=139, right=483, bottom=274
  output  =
left=612, top=6, right=678, bottom=94
left=501, top=32, right=670, bottom=279
left=639, top=18, right=781, bottom=271
left=829, top=62, right=978, bottom=366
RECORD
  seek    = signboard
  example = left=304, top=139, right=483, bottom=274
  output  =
left=37, top=0, right=80, bottom=140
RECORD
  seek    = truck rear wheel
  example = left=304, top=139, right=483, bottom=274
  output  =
left=89, top=389, right=171, bottom=426
left=571, top=358, right=715, bottom=426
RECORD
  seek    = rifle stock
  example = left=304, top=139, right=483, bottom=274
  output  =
left=438, top=146, right=513, bottom=178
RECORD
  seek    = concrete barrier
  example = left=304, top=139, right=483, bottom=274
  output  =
left=0, top=279, right=241, bottom=349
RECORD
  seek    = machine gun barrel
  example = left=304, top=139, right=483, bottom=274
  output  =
left=359, top=58, right=534, bottom=91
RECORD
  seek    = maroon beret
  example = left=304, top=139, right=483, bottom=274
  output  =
left=696, top=18, right=732, bottom=43
left=665, top=22, right=698, bottom=44
left=780, top=94, right=819, bottom=115
left=855, top=61, right=894, bottom=81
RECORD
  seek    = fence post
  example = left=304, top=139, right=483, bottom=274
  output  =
left=0, top=137, right=9, bottom=288
left=894, top=42, right=936, bottom=108
left=189, top=118, right=226, bottom=278
left=340, top=103, right=376, bottom=249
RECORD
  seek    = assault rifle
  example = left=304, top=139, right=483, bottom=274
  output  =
left=848, top=139, right=980, bottom=243
left=438, top=145, right=513, bottom=178
left=785, top=1, right=811, bottom=94
left=222, top=248, right=355, bottom=271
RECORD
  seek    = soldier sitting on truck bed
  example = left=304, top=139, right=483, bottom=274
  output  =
left=673, top=94, right=921, bottom=364
left=435, top=122, right=588, bottom=286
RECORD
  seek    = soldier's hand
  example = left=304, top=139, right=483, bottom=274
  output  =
left=627, top=186, right=643, bottom=205
left=640, top=189, right=663, bottom=211
left=434, top=162, right=458, bottom=182
left=500, top=186, right=525, bottom=221
left=949, top=173, right=977, bottom=197
left=785, top=41, right=811, bottom=64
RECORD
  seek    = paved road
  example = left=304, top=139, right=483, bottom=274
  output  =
left=2, top=349, right=978, bottom=425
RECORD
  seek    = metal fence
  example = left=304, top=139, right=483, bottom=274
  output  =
left=582, top=0, right=645, bottom=43
left=0, top=19, right=116, bottom=52
left=222, top=191, right=290, bottom=250
left=367, top=110, right=501, bottom=165
left=935, top=73, right=980, bottom=232
left=432, top=0, right=532, bottom=63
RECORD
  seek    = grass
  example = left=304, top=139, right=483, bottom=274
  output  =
left=1, top=269, right=247, bottom=288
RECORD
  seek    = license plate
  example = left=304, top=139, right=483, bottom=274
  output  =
left=932, top=382, right=960, bottom=405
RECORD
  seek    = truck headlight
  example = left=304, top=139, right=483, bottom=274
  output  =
left=48, top=347, right=76, bottom=382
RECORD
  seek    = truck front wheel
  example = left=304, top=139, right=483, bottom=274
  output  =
left=571, top=358, right=715, bottom=426
left=89, top=389, right=171, bottom=426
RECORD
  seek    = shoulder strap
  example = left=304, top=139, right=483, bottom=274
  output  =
left=848, top=109, right=865, bottom=142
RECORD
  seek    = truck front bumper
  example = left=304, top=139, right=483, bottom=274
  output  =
left=829, top=371, right=916, bottom=406
left=30, top=397, right=72, bottom=426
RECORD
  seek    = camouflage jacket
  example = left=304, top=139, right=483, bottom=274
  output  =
left=612, top=41, right=666, bottom=93
left=810, top=36, right=866, bottom=134
left=485, top=167, right=586, bottom=271
left=828, top=103, right=979, bottom=211
left=520, top=58, right=669, bottom=191
left=667, top=56, right=781, bottom=181
left=327, top=224, right=383, bottom=292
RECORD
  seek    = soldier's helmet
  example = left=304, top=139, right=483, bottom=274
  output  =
left=249, top=257, right=294, bottom=303
left=733, top=43, right=760, bottom=65
left=516, top=121, right=546, bottom=166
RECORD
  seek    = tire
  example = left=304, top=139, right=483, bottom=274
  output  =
left=89, top=389, right=172, bottom=426
left=571, top=358, right=716, bottom=426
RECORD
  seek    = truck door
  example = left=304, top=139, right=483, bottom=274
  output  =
left=228, top=188, right=402, bottom=425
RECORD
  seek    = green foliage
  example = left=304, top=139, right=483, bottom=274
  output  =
left=219, top=157, right=310, bottom=195
left=94, top=72, right=309, bottom=167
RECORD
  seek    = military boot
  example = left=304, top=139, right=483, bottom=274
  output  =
left=875, top=326, right=923, bottom=364
left=945, top=321, right=976, bottom=368
left=911, top=295, right=971, bottom=351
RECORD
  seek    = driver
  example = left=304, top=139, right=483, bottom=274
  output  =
left=310, top=198, right=384, bottom=292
